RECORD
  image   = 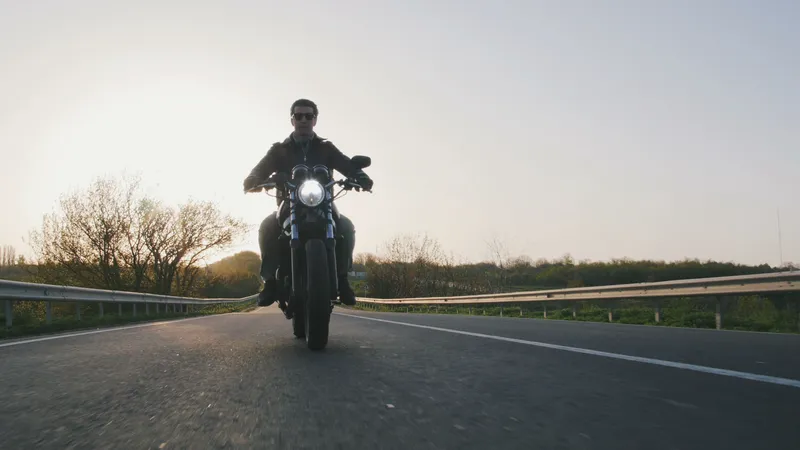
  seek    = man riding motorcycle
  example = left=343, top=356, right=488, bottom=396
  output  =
left=243, top=98, right=373, bottom=308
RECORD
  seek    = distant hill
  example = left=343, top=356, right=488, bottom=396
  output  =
left=202, top=251, right=262, bottom=299
left=207, top=251, right=261, bottom=276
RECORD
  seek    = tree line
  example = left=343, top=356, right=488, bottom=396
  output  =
left=354, top=235, right=796, bottom=299
left=1, top=175, right=256, bottom=299
left=2, top=175, right=795, bottom=301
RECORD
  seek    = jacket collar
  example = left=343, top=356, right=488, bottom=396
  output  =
left=282, top=133, right=323, bottom=146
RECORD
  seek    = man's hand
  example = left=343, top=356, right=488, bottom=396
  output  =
left=243, top=175, right=259, bottom=192
left=355, top=171, right=373, bottom=191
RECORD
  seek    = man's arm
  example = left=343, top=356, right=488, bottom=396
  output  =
left=324, top=141, right=361, bottom=178
left=243, top=143, right=280, bottom=190
left=324, top=140, right=373, bottom=190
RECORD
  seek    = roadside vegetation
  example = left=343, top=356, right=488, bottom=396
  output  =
left=2, top=177, right=798, bottom=338
left=0, top=175, right=258, bottom=339
left=347, top=235, right=799, bottom=334
left=350, top=296, right=799, bottom=334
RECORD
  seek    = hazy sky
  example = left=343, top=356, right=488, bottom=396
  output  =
left=1, top=0, right=798, bottom=267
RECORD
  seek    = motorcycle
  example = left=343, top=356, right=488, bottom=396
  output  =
left=246, top=156, right=372, bottom=350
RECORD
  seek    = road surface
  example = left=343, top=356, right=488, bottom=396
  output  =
left=1, top=306, right=799, bottom=449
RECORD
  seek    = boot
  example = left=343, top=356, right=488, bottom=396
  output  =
left=258, top=278, right=277, bottom=307
left=338, top=276, right=357, bottom=306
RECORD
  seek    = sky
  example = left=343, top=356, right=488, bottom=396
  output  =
left=0, top=0, right=798, bottom=267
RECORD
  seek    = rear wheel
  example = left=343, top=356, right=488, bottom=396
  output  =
left=304, top=239, right=331, bottom=350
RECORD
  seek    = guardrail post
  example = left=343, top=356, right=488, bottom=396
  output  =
left=572, top=304, right=577, bottom=318
left=4, top=300, right=12, bottom=328
left=76, top=303, right=81, bottom=321
left=543, top=305, right=547, bottom=319
left=119, top=304, right=122, bottom=316
left=133, top=304, right=137, bottom=317
left=796, top=300, right=800, bottom=333
left=654, top=301, right=661, bottom=323
left=156, top=303, right=159, bottom=315
left=715, top=296, right=723, bottom=330
left=99, top=303, right=104, bottom=318
left=500, top=305, right=504, bottom=317
left=46, top=302, right=52, bottom=324
left=146, top=303, right=150, bottom=315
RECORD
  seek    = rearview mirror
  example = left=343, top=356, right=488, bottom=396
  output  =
left=351, top=155, right=371, bottom=170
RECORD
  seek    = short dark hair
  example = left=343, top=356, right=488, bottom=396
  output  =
left=290, top=98, right=318, bottom=117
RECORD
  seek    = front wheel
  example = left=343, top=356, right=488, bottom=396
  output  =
left=292, top=309, right=305, bottom=338
left=304, top=239, right=331, bottom=350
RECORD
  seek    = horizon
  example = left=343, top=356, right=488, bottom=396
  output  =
left=2, top=1, right=798, bottom=269
left=182, top=246, right=799, bottom=269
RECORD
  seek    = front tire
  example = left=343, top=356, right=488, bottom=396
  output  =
left=292, top=309, right=306, bottom=338
left=304, top=239, right=331, bottom=350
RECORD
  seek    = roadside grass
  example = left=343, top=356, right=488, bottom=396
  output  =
left=352, top=295, right=800, bottom=334
left=0, top=299, right=257, bottom=340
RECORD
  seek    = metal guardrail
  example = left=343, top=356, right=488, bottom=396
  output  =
left=354, top=271, right=800, bottom=330
left=3, top=271, right=798, bottom=331
left=354, top=271, right=800, bottom=305
left=0, top=279, right=257, bottom=328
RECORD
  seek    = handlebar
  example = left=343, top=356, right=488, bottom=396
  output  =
left=329, top=178, right=372, bottom=193
left=244, top=176, right=371, bottom=194
left=245, top=181, right=276, bottom=193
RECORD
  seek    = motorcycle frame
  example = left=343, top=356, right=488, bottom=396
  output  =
left=276, top=164, right=341, bottom=315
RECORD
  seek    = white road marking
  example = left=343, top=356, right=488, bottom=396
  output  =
left=334, top=312, right=800, bottom=389
left=0, top=314, right=226, bottom=348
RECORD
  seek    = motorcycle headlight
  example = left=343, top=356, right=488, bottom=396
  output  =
left=297, top=180, right=325, bottom=207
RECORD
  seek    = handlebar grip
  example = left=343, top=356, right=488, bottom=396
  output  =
left=245, top=181, right=276, bottom=193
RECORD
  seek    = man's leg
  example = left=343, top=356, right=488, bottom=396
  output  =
left=257, top=212, right=281, bottom=307
left=335, top=213, right=357, bottom=305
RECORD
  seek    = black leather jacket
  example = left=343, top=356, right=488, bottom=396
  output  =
left=244, top=133, right=370, bottom=205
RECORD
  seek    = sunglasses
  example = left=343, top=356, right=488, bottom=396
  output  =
left=292, top=112, right=316, bottom=121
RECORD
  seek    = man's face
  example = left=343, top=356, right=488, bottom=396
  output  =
left=291, top=106, right=317, bottom=136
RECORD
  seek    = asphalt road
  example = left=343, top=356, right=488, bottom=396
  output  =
left=1, top=306, right=799, bottom=449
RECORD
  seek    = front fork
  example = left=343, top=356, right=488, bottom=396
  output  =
left=325, top=190, right=339, bottom=299
left=288, top=190, right=339, bottom=300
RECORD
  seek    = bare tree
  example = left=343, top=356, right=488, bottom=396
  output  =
left=29, top=175, right=248, bottom=295
left=0, top=245, right=16, bottom=267
left=143, top=199, right=249, bottom=296
left=365, top=233, right=491, bottom=298
left=123, top=193, right=154, bottom=291
left=486, top=237, right=512, bottom=292
left=30, top=177, right=137, bottom=288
